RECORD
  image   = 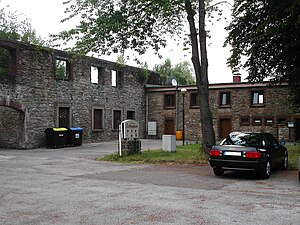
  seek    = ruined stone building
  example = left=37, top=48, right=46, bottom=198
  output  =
left=1, top=40, right=299, bottom=149
left=0, top=40, right=159, bottom=149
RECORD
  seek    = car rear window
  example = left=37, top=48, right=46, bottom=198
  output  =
left=223, top=132, right=261, bottom=147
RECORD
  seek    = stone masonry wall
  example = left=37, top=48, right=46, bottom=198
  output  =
left=147, top=83, right=296, bottom=142
left=0, top=40, right=158, bottom=149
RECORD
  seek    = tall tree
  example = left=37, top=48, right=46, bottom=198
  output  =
left=57, top=0, right=217, bottom=153
left=0, top=6, right=43, bottom=73
left=0, top=6, right=41, bottom=44
left=225, top=0, right=300, bottom=110
left=154, top=58, right=195, bottom=85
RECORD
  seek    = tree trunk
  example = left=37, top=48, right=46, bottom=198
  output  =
left=185, top=0, right=215, bottom=154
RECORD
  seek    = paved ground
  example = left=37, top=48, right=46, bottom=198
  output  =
left=0, top=139, right=299, bottom=225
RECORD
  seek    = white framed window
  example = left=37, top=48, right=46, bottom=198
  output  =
left=252, top=91, right=264, bottom=105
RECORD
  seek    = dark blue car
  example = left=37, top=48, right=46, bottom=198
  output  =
left=209, top=132, right=288, bottom=179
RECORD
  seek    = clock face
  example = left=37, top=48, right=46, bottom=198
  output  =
left=171, top=79, right=178, bottom=86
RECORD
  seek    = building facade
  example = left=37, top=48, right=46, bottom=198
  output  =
left=146, top=81, right=300, bottom=142
left=0, top=40, right=159, bottom=149
left=1, top=40, right=299, bottom=149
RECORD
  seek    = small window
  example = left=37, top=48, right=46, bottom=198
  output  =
left=0, top=47, right=17, bottom=76
left=190, top=92, right=200, bottom=107
left=241, top=117, right=250, bottom=126
left=253, top=118, right=262, bottom=125
left=111, top=70, right=117, bottom=86
left=265, top=118, right=274, bottom=126
left=278, top=118, right=286, bottom=125
left=91, top=66, right=98, bottom=84
left=127, top=111, right=135, bottom=120
left=252, top=91, right=264, bottom=105
left=56, top=58, right=71, bottom=80
left=164, top=94, right=175, bottom=108
left=113, top=110, right=122, bottom=130
left=220, top=92, right=231, bottom=107
left=111, top=70, right=123, bottom=87
left=93, top=108, right=103, bottom=130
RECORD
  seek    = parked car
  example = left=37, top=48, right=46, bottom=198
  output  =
left=209, top=132, right=288, bottom=179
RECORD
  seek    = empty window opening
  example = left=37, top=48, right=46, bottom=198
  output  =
left=0, top=48, right=10, bottom=74
left=111, top=70, right=123, bottom=87
left=111, top=70, right=117, bottom=86
left=93, top=108, right=103, bottom=130
left=56, top=58, right=71, bottom=80
left=91, top=66, right=104, bottom=84
left=0, top=46, right=17, bottom=78
left=91, top=66, right=99, bottom=84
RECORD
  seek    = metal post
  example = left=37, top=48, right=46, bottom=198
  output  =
left=175, top=86, right=178, bottom=131
left=182, top=94, right=185, bottom=146
left=181, top=88, right=187, bottom=146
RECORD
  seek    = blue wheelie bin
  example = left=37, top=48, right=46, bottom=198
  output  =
left=67, top=127, right=84, bottom=146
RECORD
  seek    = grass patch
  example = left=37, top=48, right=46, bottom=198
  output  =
left=97, top=143, right=300, bottom=170
left=96, top=144, right=209, bottom=165
left=287, top=145, right=300, bottom=170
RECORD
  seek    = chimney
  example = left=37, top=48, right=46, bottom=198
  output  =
left=233, top=74, right=241, bottom=83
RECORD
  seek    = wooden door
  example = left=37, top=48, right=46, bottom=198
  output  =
left=219, top=119, right=231, bottom=139
left=58, top=107, right=70, bottom=128
left=164, top=119, right=175, bottom=135
left=295, top=119, right=300, bottom=141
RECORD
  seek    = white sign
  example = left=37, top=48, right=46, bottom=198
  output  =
left=148, top=121, right=157, bottom=136
left=120, top=120, right=139, bottom=140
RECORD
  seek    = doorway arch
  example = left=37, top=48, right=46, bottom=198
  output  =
left=0, top=99, right=26, bottom=149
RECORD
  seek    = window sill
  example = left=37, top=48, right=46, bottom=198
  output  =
left=219, top=105, right=231, bottom=108
left=92, top=129, right=104, bottom=132
left=251, top=104, right=265, bottom=108
left=164, top=107, right=175, bottom=110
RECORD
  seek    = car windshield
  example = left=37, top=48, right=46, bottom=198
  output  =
left=223, top=132, right=261, bottom=147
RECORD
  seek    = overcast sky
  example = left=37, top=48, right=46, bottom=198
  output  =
left=0, top=0, right=241, bottom=84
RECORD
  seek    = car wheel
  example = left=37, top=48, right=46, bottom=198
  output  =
left=260, top=160, right=271, bottom=179
left=213, top=168, right=224, bottom=176
left=280, top=155, right=288, bottom=170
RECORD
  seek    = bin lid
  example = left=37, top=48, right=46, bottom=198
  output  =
left=53, top=128, right=68, bottom=131
left=69, top=127, right=84, bottom=131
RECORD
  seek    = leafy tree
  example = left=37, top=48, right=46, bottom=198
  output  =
left=56, top=0, right=221, bottom=153
left=154, top=58, right=195, bottom=85
left=116, top=54, right=127, bottom=67
left=225, top=0, right=300, bottom=109
left=0, top=5, right=44, bottom=74
left=0, top=6, right=40, bottom=44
